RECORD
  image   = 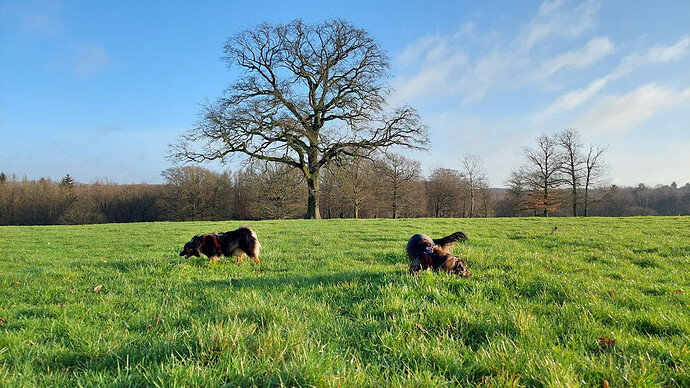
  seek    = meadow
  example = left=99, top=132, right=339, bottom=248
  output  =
left=0, top=217, right=688, bottom=387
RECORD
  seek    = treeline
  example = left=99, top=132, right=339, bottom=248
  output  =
left=1, top=161, right=688, bottom=226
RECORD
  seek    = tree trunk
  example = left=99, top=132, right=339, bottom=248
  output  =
left=572, top=185, right=578, bottom=216
left=303, top=139, right=322, bottom=219
left=392, top=185, right=398, bottom=219
left=583, top=180, right=590, bottom=217
left=305, top=175, right=321, bottom=219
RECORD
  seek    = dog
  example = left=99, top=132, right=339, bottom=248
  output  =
left=406, top=231, right=471, bottom=276
left=179, top=225, right=261, bottom=264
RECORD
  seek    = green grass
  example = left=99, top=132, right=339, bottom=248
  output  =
left=1, top=217, right=689, bottom=387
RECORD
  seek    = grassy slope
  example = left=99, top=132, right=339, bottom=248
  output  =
left=0, top=217, right=689, bottom=387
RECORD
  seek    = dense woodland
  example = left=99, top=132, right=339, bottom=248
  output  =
left=1, top=158, right=688, bottom=226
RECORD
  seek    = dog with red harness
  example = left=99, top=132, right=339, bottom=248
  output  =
left=179, top=225, right=261, bottom=265
left=406, top=231, right=470, bottom=276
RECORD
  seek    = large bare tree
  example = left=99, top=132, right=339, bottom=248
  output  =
left=169, top=19, right=428, bottom=218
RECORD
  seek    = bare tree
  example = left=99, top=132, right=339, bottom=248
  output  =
left=505, top=169, right=530, bottom=216
left=375, top=152, right=421, bottom=218
left=461, top=154, right=487, bottom=218
left=520, top=133, right=565, bottom=217
left=246, top=162, right=305, bottom=219
left=583, top=144, right=609, bottom=216
left=426, top=168, right=464, bottom=217
left=331, top=155, right=375, bottom=219
left=160, top=166, right=233, bottom=221
left=169, top=19, right=428, bottom=219
left=555, top=129, right=584, bottom=216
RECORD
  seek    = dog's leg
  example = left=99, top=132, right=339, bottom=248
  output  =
left=210, top=256, right=221, bottom=263
left=409, top=258, right=423, bottom=274
left=236, top=253, right=244, bottom=264
left=250, top=255, right=261, bottom=265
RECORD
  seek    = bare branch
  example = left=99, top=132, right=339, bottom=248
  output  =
left=168, top=19, right=427, bottom=218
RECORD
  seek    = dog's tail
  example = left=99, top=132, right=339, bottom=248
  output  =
left=433, top=231, right=468, bottom=252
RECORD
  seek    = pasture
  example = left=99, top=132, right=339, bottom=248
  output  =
left=1, top=217, right=689, bottom=387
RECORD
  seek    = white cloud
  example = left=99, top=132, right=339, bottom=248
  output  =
left=396, top=34, right=444, bottom=66
left=73, top=43, right=111, bottom=77
left=542, top=77, right=609, bottom=116
left=541, top=35, right=690, bottom=117
left=537, top=37, right=613, bottom=78
left=0, top=0, right=64, bottom=36
left=516, top=0, right=599, bottom=50
left=619, top=34, right=690, bottom=74
left=572, top=83, right=690, bottom=135
left=392, top=0, right=608, bottom=104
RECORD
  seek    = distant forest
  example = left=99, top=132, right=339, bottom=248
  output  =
left=1, top=160, right=688, bottom=226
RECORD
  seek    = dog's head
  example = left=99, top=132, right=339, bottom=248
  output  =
left=179, top=236, right=203, bottom=259
left=406, top=233, right=434, bottom=260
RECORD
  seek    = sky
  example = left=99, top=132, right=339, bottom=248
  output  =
left=1, top=0, right=689, bottom=187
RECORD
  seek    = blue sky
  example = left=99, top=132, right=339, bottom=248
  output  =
left=1, top=0, right=689, bottom=187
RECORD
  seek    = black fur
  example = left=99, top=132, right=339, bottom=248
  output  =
left=179, top=225, right=261, bottom=264
left=407, top=232, right=470, bottom=277
left=432, top=231, right=468, bottom=250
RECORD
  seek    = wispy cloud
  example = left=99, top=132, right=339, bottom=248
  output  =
left=536, top=37, right=613, bottom=79
left=72, top=43, right=111, bottom=77
left=572, top=83, right=690, bottom=135
left=1, top=0, right=63, bottom=36
left=516, top=0, right=599, bottom=50
left=543, top=35, right=690, bottom=116
left=392, top=0, right=607, bottom=104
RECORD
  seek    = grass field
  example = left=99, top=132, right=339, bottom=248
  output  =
left=1, top=217, right=689, bottom=387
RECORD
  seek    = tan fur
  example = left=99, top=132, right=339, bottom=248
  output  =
left=407, top=232, right=471, bottom=277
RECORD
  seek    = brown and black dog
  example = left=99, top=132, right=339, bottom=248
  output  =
left=406, top=231, right=471, bottom=276
left=179, top=225, right=261, bottom=264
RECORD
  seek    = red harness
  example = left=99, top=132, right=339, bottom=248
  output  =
left=422, top=246, right=434, bottom=266
left=202, top=234, right=222, bottom=251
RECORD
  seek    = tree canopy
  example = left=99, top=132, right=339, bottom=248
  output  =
left=170, top=18, right=428, bottom=218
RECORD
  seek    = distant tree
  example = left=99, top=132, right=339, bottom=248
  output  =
left=596, top=185, right=631, bottom=216
left=555, top=129, right=584, bottom=216
left=169, top=18, right=428, bottom=219
left=0, top=172, right=6, bottom=183
left=61, top=174, right=76, bottom=189
left=476, top=181, right=494, bottom=217
left=582, top=143, right=609, bottom=216
left=375, top=152, right=421, bottom=218
left=320, top=167, right=342, bottom=219
left=230, top=170, right=260, bottom=220
left=248, top=162, right=305, bottom=219
left=329, top=155, right=375, bottom=219
left=505, top=169, right=530, bottom=216
left=426, top=168, right=464, bottom=217
left=461, top=154, right=488, bottom=218
left=160, top=166, right=233, bottom=221
left=519, top=133, right=565, bottom=216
